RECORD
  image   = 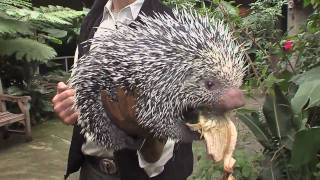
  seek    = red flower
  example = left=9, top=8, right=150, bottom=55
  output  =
left=283, top=40, right=294, bottom=52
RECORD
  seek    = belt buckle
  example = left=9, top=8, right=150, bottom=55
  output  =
left=99, top=158, right=117, bottom=175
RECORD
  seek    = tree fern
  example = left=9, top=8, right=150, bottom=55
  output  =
left=0, top=0, right=86, bottom=62
left=3, top=4, right=86, bottom=26
left=35, top=5, right=86, bottom=25
left=0, top=16, right=33, bottom=36
left=0, top=0, right=32, bottom=11
left=0, top=38, right=56, bottom=62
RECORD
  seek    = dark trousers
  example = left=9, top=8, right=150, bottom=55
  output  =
left=79, top=143, right=193, bottom=180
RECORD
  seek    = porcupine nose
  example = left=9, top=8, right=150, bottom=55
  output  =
left=214, top=88, right=245, bottom=113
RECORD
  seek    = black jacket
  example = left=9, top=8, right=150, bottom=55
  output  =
left=65, top=0, right=193, bottom=179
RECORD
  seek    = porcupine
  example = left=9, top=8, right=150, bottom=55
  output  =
left=70, top=9, right=247, bottom=150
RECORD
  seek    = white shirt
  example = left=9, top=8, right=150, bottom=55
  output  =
left=73, top=0, right=175, bottom=177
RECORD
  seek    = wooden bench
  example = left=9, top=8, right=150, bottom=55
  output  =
left=0, top=94, right=32, bottom=141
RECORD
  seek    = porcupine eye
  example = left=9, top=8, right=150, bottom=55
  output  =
left=205, top=80, right=215, bottom=90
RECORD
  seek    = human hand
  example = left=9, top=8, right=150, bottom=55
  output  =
left=52, top=82, right=79, bottom=125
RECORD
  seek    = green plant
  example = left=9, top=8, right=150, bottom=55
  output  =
left=191, top=142, right=262, bottom=180
left=287, top=10, right=320, bottom=71
left=303, top=0, right=320, bottom=8
left=236, top=2, right=320, bottom=177
left=1, top=58, right=71, bottom=121
left=0, top=0, right=85, bottom=121
left=238, top=85, right=296, bottom=179
left=238, top=64, right=320, bottom=179
left=0, top=0, right=86, bottom=61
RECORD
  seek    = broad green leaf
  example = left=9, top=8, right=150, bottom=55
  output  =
left=291, top=127, right=320, bottom=167
left=290, top=66, right=320, bottom=85
left=263, top=85, right=295, bottom=139
left=238, top=111, right=272, bottom=148
left=0, top=38, right=56, bottom=62
left=291, top=79, right=320, bottom=113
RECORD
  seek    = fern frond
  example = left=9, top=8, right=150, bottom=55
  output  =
left=34, top=5, right=86, bottom=25
left=38, top=5, right=86, bottom=19
left=4, top=5, right=86, bottom=26
left=0, top=16, right=33, bottom=35
left=0, top=0, right=32, bottom=11
left=0, top=38, right=57, bottom=62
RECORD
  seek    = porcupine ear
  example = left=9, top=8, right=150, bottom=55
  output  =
left=69, top=55, right=141, bottom=150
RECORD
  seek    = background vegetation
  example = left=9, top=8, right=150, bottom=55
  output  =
left=0, top=0, right=86, bottom=122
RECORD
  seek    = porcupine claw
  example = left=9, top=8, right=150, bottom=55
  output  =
left=186, top=112, right=237, bottom=176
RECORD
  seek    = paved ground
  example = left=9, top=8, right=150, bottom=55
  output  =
left=0, top=120, right=79, bottom=180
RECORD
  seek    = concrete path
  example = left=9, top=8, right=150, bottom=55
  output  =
left=0, top=120, right=79, bottom=180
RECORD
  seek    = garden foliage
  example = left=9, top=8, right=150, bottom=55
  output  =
left=0, top=0, right=86, bottom=121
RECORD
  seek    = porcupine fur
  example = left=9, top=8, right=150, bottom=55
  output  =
left=70, top=9, right=247, bottom=150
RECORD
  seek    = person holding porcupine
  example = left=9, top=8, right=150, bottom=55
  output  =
left=52, top=0, right=194, bottom=179
left=52, top=0, right=246, bottom=179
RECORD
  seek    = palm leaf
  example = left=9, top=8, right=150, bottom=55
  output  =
left=0, top=38, right=56, bottom=62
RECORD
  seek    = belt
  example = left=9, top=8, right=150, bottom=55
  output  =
left=84, top=155, right=118, bottom=175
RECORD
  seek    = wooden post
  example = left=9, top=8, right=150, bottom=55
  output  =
left=0, top=77, right=6, bottom=112
left=287, top=0, right=313, bottom=68
left=24, top=102, right=32, bottom=141
left=287, top=0, right=313, bottom=35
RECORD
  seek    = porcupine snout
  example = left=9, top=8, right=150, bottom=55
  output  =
left=213, top=88, right=245, bottom=114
